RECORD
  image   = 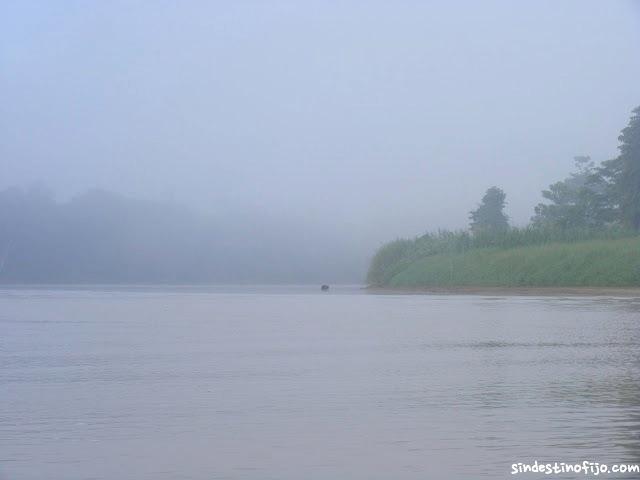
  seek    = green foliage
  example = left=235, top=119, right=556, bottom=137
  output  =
left=532, top=156, right=613, bottom=229
left=388, top=237, right=640, bottom=287
left=600, top=106, right=640, bottom=229
left=469, top=186, right=509, bottom=235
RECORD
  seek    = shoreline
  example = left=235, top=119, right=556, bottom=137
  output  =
left=365, top=285, right=640, bottom=297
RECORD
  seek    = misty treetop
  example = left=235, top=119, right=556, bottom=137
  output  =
left=469, top=186, right=509, bottom=235
left=479, top=106, right=640, bottom=234
left=531, top=156, right=614, bottom=229
left=533, top=107, right=640, bottom=231
left=599, top=106, right=640, bottom=229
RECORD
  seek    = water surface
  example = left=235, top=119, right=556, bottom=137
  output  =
left=2, top=286, right=640, bottom=479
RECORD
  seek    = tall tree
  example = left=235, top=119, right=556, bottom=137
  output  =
left=532, top=156, right=613, bottom=229
left=469, top=186, right=509, bottom=235
left=600, top=106, right=640, bottom=229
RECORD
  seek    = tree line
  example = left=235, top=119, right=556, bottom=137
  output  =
left=0, top=188, right=362, bottom=283
left=470, top=106, right=640, bottom=235
left=367, top=106, right=640, bottom=286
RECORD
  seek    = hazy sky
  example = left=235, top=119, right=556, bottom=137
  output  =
left=2, top=0, right=639, bottom=246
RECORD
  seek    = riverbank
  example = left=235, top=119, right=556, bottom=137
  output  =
left=367, top=285, right=640, bottom=297
left=369, top=236, right=640, bottom=289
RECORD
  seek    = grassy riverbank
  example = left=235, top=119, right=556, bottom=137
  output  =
left=368, top=235, right=640, bottom=288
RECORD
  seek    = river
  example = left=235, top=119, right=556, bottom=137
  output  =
left=2, top=286, right=639, bottom=479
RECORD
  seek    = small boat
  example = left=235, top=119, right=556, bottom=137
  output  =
left=321, top=284, right=330, bottom=291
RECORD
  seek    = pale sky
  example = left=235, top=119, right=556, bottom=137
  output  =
left=2, top=0, right=639, bottom=248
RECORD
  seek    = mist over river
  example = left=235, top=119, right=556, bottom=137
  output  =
left=2, top=286, right=640, bottom=479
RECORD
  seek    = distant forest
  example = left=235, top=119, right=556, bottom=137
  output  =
left=0, top=188, right=363, bottom=284
left=5, top=106, right=639, bottom=286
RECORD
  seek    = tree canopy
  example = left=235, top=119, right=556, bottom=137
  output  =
left=469, top=186, right=509, bottom=235
left=600, top=106, right=640, bottom=229
left=532, top=106, right=640, bottom=231
left=532, top=156, right=613, bottom=229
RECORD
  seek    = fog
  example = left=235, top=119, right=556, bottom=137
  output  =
left=1, top=1, right=639, bottom=282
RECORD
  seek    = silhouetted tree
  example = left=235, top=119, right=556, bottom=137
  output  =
left=469, top=186, right=509, bottom=235
left=600, top=106, right=640, bottom=229
left=532, top=156, right=613, bottom=229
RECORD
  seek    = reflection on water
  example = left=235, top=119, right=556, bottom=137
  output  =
left=1, top=286, right=640, bottom=479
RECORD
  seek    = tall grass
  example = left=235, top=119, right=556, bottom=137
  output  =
left=387, top=237, right=640, bottom=287
left=367, top=226, right=637, bottom=286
